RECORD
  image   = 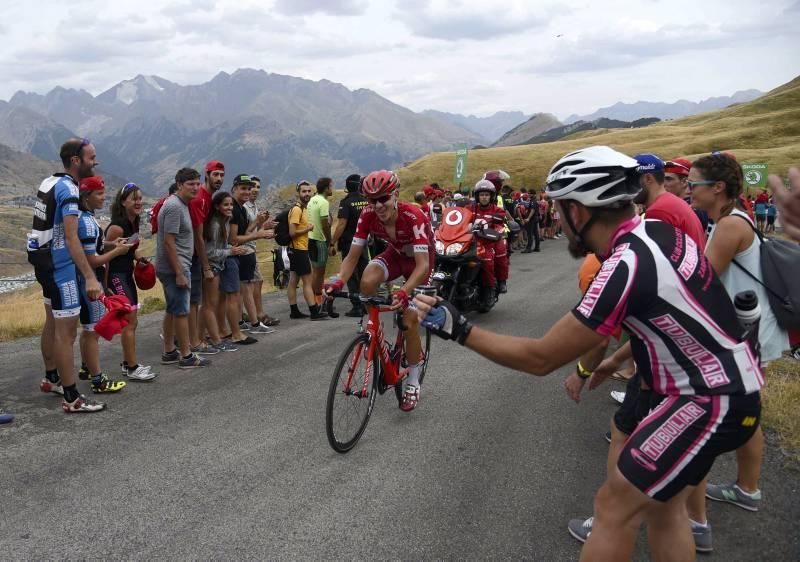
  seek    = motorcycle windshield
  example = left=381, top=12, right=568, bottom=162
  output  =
left=436, top=207, right=475, bottom=244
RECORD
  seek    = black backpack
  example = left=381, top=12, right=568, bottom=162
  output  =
left=273, top=205, right=298, bottom=247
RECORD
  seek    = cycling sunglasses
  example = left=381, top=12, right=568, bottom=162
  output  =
left=687, top=180, right=718, bottom=190
left=122, top=182, right=138, bottom=192
left=368, top=194, right=393, bottom=205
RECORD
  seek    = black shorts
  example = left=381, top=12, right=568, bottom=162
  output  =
left=237, top=252, right=257, bottom=283
left=613, top=373, right=664, bottom=435
left=108, top=271, right=139, bottom=308
left=190, top=255, right=202, bottom=305
left=619, top=392, right=760, bottom=502
left=288, top=248, right=311, bottom=276
left=34, top=264, right=56, bottom=303
left=767, top=216, right=775, bottom=225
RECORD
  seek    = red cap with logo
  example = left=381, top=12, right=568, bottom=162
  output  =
left=205, top=160, right=225, bottom=173
left=79, top=176, right=105, bottom=191
left=665, top=158, right=692, bottom=176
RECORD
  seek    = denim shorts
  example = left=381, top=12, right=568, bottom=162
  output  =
left=218, top=257, right=240, bottom=294
left=158, top=269, right=191, bottom=316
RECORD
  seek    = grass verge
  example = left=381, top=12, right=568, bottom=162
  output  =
left=762, top=357, right=800, bottom=460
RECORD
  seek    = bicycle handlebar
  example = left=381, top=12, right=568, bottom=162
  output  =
left=327, top=291, right=393, bottom=306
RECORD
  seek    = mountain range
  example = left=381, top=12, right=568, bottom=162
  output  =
left=3, top=70, right=487, bottom=194
left=564, top=90, right=763, bottom=124
left=0, top=68, right=767, bottom=195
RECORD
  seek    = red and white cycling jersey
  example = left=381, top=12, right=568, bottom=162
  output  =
left=352, top=202, right=433, bottom=256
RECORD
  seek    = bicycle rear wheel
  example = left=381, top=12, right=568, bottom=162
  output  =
left=326, top=333, right=378, bottom=453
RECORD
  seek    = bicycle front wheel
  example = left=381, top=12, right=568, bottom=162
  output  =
left=326, top=333, right=378, bottom=453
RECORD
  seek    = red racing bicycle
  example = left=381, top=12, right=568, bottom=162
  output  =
left=325, top=292, right=432, bottom=453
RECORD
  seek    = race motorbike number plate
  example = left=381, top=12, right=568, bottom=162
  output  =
left=445, top=210, right=464, bottom=226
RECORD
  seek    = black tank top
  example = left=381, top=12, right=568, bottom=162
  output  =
left=106, top=218, right=138, bottom=274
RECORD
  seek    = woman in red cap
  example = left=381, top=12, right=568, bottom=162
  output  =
left=76, top=176, right=132, bottom=394
left=105, top=182, right=157, bottom=381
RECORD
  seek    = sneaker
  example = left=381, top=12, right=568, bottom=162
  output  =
left=40, top=378, right=64, bottom=395
left=248, top=322, right=275, bottom=334
left=192, top=344, right=220, bottom=356
left=161, top=349, right=181, bottom=364
left=400, top=384, right=420, bottom=412
left=567, top=517, right=592, bottom=543
left=691, top=521, right=713, bottom=553
left=91, top=374, right=127, bottom=394
left=215, top=340, right=239, bottom=352
left=310, top=311, right=329, bottom=321
left=705, top=483, right=762, bottom=512
left=259, top=315, right=280, bottom=327
left=610, top=390, right=626, bottom=404
left=0, top=409, right=14, bottom=424
left=63, top=394, right=106, bottom=413
left=290, top=310, right=309, bottom=319
left=231, top=336, right=258, bottom=345
left=344, top=307, right=364, bottom=317
left=178, top=354, right=211, bottom=370
left=78, top=365, right=91, bottom=381
left=604, top=431, right=612, bottom=444
left=239, top=321, right=251, bottom=331
left=125, top=364, right=157, bottom=381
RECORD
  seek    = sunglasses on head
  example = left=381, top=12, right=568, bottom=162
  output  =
left=368, top=194, right=393, bottom=205
left=122, top=182, right=138, bottom=193
left=73, top=137, right=90, bottom=158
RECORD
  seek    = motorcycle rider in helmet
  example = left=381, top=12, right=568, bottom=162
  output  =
left=472, top=179, right=509, bottom=306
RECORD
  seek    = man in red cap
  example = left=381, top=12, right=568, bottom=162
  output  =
left=664, top=158, right=692, bottom=199
left=187, top=160, right=229, bottom=354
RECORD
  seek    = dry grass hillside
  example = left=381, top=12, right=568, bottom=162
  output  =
left=396, top=75, right=800, bottom=197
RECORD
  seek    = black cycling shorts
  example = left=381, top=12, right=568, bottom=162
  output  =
left=108, top=271, right=139, bottom=308
left=619, top=392, right=760, bottom=502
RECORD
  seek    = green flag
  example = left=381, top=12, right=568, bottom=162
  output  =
left=742, top=163, right=769, bottom=189
left=454, top=146, right=468, bottom=184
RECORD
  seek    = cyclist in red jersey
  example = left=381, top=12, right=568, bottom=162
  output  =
left=471, top=179, right=509, bottom=306
left=325, top=170, right=434, bottom=412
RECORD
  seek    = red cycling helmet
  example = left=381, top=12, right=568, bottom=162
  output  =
left=361, top=170, right=399, bottom=198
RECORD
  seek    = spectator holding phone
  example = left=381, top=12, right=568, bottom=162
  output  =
left=105, top=182, right=157, bottom=381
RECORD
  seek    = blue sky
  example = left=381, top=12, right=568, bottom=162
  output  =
left=2, top=0, right=798, bottom=118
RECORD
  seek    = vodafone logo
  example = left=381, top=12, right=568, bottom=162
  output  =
left=444, top=210, right=464, bottom=226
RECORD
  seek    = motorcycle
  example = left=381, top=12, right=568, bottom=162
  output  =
left=431, top=205, right=504, bottom=313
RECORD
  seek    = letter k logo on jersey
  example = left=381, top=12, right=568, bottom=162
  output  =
left=412, top=224, right=428, bottom=240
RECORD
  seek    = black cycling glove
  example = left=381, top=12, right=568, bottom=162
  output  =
left=421, top=299, right=473, bottom=345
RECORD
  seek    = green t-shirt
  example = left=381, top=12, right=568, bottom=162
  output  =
left=307, top=194, right=330, bottom=242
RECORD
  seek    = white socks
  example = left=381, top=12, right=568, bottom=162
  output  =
left=406, top=362, right=421, bottom=388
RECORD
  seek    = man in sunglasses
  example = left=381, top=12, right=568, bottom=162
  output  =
left=325, top=170, right=434, bottom=412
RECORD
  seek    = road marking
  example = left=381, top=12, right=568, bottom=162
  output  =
left=276, top=341, right=315, bottom=360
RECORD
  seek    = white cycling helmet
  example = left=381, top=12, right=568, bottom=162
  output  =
left=473, top=179, right=496, bottom=195
left=545, top=146, right=640, bottom=207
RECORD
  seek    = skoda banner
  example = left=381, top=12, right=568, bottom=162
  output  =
left=742, top=163, right=769, bottom=189
left=454, top=145, right=468, bottom=184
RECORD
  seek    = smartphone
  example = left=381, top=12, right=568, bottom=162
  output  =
left=127, top=233, right=140, bottom=245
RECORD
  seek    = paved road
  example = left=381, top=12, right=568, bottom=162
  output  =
left=2, top=239, right=798, bottom=560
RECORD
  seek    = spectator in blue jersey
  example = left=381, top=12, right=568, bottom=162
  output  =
left=754, top=191, right=768, bottom=232
left=29, top=138, right=108, bottom=413
left=75, top=176, right=130, bottom=394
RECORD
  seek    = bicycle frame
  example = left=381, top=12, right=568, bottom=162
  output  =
left=344, top=304, right=406, bottom=398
